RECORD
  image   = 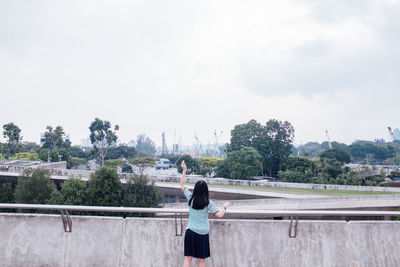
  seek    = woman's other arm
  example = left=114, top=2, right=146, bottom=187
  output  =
left=180, top=160, right=187, bottom=192
left=214, top=202, right=231, bottom=218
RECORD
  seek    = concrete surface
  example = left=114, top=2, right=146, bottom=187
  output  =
left=164, top=194, right=400, bottom=211
left=157, top=182, right=326, bottom=200
left=0, top=213, right=399, bottom=267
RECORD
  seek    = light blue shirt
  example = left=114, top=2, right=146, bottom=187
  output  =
left=184, top=187, right=219, bottom=235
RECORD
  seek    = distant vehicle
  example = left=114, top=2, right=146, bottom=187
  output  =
left=156, top=158, right=171, bottom=170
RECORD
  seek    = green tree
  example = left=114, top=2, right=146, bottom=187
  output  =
left=228, top=119, right=294, bottom=177
left=215, top=159, right=230, bottom=178
left=39, top=149, right=50, bottom=162
left=105, top=145, right=137, bottom=160
left=176, top=155, right=200, bottom=174
left=122, top=175, right=163, bottom=216
left=129, top=157, right=156, bottom=175
left=229, top=119, right=265, bottom=152
left=278, top=170, right=313, bottom=183
left=345, top=171, right=365, bottom=186
left=264, top=119, right=295, bottom=176
left=104, top=159, right=126, bottom=169
left=226, top=146, right=263, bottom=179
left=319, top=149, right=351, bottom=164
left=69, top=157, right=87, bottom=168
left=43, top=126, right=66, bottom=150
left=68, top=145, right=89, bottom=158
left=89, top=118, right=119, bottom=166
left=198, top=157, right=223, bottom=177
left=320, top=158, right=343, bottom=180
left=14, top=169, right=58, bottom=204
left=86, top=166, right=122, bottom=207
left=0, top=182, right=15, bottom=213
left=9, top=151, right=40, bottom=161
left=282, top=157, right=318, bottom=174
left=0, top=183, right=14, bottom=203
left=348, top=141, right=396, bottom=164
left=135, top=134, right=156, bottom=156
left=20, top=142, right=41, bottom=153
left=53, top=177, right=87, bottom=205
left=2, top=122, right=22, bottom=156
left=122, top=165, right=133, bottom=173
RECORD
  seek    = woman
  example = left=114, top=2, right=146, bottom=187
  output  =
left=180, top=160, right=230, bottom=267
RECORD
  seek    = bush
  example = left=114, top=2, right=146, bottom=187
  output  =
left=39, top=149, right=49, bottom=161
left=122, top=175, right=163, bottom=217
left=0, top=183, right=14, bottom=203
left=49, top=176, right=88, bottom=215
left=122, top=164, right=133, bottom=173
left=278, top=170, right=313, bottom=183
left=9, top=151, right=40, bottom=161
left=86, top=167, right=122, bottom=208
left=319, top=149, right=351, bottom=164
left=198, top=157, right=223, bottom=177
left=53, top=177, right=87, bottom=205
left=0, top=182, right=15, bottom=212
left=226, top=147, right=263, bottom=179
left=69, top=157, right=87, bottom=168
left=104, top=159, right=126, bottom=169
left=14, top=169, right=58, bottom=204
left=215, top=159, right=230, bottom=178
left=282, top=157, right=318, bottom=174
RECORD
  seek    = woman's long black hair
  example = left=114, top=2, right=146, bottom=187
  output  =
left=189, top=180, right=209, bottom=210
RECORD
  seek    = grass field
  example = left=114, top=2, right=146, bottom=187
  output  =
left=171, top=182, right=400, bottom=196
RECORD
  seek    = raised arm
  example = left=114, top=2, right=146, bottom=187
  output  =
left=180, top=160, right=187, bottom=192
left=214, top=202, right=231, bottom=218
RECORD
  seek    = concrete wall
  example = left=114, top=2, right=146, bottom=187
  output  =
left=0, top=213, right=399, bottom=267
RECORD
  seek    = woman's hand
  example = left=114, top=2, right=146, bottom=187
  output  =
left=181, top=160, right=187, bottom=173
left=223, top=202, right=231, bottom=210
left=215, top=202, right=231, bottom=218
left=180, top=160, right=187, bottom=191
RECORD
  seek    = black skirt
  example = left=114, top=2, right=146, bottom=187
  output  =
left=184, top=229, right=210, bottom=259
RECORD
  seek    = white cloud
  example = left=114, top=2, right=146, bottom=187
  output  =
left=0, top=0, right=399, bottom=147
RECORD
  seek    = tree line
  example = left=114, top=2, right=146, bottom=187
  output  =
left=2, top=118, right=399, bottom=188
left=170, top=119, right=397, bottom=187
left=0, top=167, right=163, bottom=215
left=295, top=139, right=400, bottom=165
left=0, top=119, right=157, bottom=170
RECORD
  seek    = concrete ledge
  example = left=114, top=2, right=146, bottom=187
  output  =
left=0, top=214, right=399, bottom=266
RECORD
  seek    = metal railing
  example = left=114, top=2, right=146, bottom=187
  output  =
left=1, top=203, right=400, bottom=237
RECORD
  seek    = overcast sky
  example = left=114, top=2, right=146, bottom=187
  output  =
left=1, top=0, right=399, bottom=147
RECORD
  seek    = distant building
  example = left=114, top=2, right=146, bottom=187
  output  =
left=394, top=128, right=400, bottom=141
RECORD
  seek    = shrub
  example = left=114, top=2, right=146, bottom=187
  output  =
left=14, top=168, right=57, bottom=205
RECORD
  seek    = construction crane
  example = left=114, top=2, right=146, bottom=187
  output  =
left=193, top=133, right=202, bottom=158
left=325, top=130, right=333, bottom=150
left=387, top=127, right=395, bottom=142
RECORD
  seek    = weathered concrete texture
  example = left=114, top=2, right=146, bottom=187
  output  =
left=1, top=214, right=400, bottom=267
left=164, top=194, right=400, bottom=211
left=0, top=214, right=123, bottom=267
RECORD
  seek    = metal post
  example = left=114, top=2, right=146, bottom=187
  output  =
left=289, top=216, right=299, bottom=238
left=175, top=212, right=183, bottom=236
left=60, top=210, right=72, bottom=232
